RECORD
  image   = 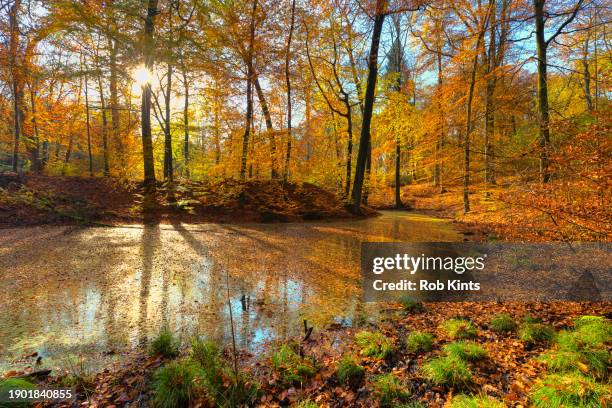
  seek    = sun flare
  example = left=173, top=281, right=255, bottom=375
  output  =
left=132, top=65, right=152, bottom=88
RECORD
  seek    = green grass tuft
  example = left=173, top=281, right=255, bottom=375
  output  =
left=421, top=355, right=472, bottom=387
left=530, top=372, right=610, bottom=408
left=336, top=354, right=365, bottom=386
left=0, top=378, right=36, bottom=408
left=190, top=339, right=224, bottom=393
left=355, top=331, right=395, bottom=359
left=440, top=319, right=478, bottom=340
left=450, top=394, right=506, bottom=408
left=399, top=295, right=424, bottom=312
left=406, top=331, right=435, bottom=353
left=373, top=373, right=410, bottom=407
left=542, top=324, right=610, bottom=378
left=150, top=328, right=180, bottom=358
left=574, top=315, right=608, bottom=329
left=271, top=344, right=317, bottom=387
left=518, top=323, right=554, bottom=344
left=153, top=360, right=201, bottom=408
left=294, top=400, right=318, bottom=408
left=443, top=341, right=488, bottom=361
left=490, top=313, right=517, bottom=333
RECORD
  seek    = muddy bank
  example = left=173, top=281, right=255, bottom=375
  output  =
left=0, top=173, right=376, bottom=227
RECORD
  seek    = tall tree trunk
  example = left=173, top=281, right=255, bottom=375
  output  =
left=214, top=96, right=221, bottom=165
left=142, top=0, right=158, bottom=197
left=350, top=0, right=386, bottom=213
left=97, top=73, right=110, bottom=176
left=9, top=1, right=23, bottom=172
left=484, top=0, right=496, bottom=186
left=463, top=43, right=482, bottom=214
left=304, top=84, right=312, bottom=162
left=362, top=141, right=372, bottom=204
left=28, top=84, right=42, bottom=173
left=84, top=61, right=93, bottom=176
left=345, top=101, right=353, bottom=198
left=109, top=38, right=123, bottom=170
left=182, top=64, right=190, bottom=177
left=253, top=76, right=276, bottom=178
left=163, top=63, right=173, bottom=182
left=395, top=135, right=402, bottom=208
left=534, top=0, right=550, bottom=183
left=283, top=0, right=296, bottom=182
left=241, top=0, right=257, bottom=180
left=582, top=37, right=593, bottom=112
left=434, top=52, right=443, bottom=188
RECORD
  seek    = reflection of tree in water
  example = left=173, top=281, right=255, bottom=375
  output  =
left=138, top=223, right=160, bottom=348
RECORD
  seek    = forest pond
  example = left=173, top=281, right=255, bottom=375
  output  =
left=0, top=211, right=461, bottom=371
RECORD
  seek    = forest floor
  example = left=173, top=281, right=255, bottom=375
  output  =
left=5, top=301, right=608, bottom=407
left=370, top=180, right=611, bottom=242
left=0, top=173, right=373, bottom=227
left=1, top=174, right=609, bottom=407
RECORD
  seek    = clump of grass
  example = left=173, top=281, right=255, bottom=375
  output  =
left=153, top=360, right=201, bottom=408
left=190, top=339, right=223, bottom=392
left=530, top=372, right=610, bottom=408
left=421, top=355, right=472, bottom=387
left=355, top=331, right=395, bottom=359
left=399, top=295, right=424, bottom=312
left=294, top=400, right=318, bottom=408
left=450, top=394, right=505, bottom=408
left=271, top=344, right=317, bottom=386
left=518, top=322, right=554, bottom=344
left=220, top=372, right=261, bottom=408
left=443, top=341, right=488, bottom=361
left=539, top=321, right=610, bottom=378
left=373, top=373, right=410, bottom=407
left=440, top=319, right=478, bottom=340
left=538, top=348, right=586, bottom=372
left=573, top=316, right=611, bottom=346
left=574, top=315, right=608, bottom=329
left=406, top=331, right=435, bottom=353
left=490, top=313, right=517, bottom=333
left=0, top=378, right=36, bottom=408
left=336, top=354, right=365, bottom=386
left=150, top=328, right=180, bottom=358
left=523, top=315, right=542, bottom=324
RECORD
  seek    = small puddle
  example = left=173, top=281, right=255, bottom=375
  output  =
left=0, top=211, right=461, bottom=372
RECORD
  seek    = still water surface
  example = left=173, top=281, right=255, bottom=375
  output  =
left=0, top=211, right=461, bottom=370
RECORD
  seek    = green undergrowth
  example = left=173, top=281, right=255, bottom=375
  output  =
left=519, top=322, right=554, bottom=344
left=530, top=372, right=610, bottom=408
left=421, top=355, right=472, bottom=387
left=271, top=344, right=317, bottom=387
left=335, top=354, right=365, bottom=386
left=538, top=316, right=610, bottom=378
left=373, top=373, right=410, bottom=407
left=150, top=328, right=180, bottom=358
left=152, top=335, right=260, bottom=407
left=355, top=331, right=395, bottom=359
left=405, top=331, right=435, bottom=353
left=489, top=313, right=517, bottom=333
left=399, top=295, right=424, bottom=313
left=440, top=319, right=478, bottom=340
left=450, top=394, right=506, bottom=408
left=530, top=315, right=611, bottom=408
left=443, top=341, right=488, bottom=361
left=153, top=360, right=200, bottom=408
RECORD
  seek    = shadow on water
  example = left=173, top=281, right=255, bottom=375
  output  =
left=0, top=211, right=462, bottom=370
